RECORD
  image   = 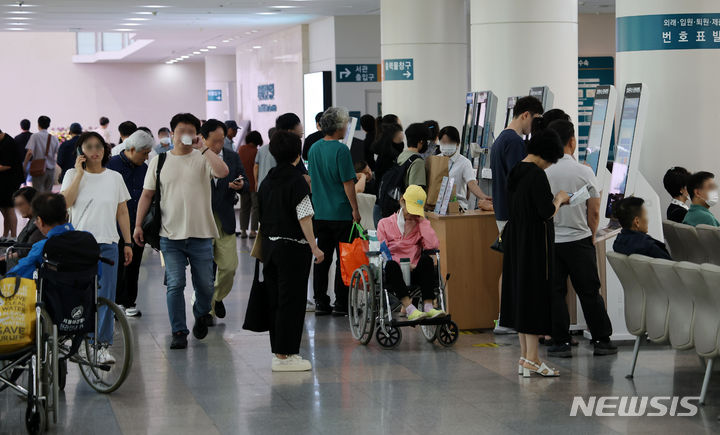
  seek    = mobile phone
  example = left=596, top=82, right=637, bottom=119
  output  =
left=233, top=176, right=244, bottom=184
left=76, top=147, right=87, bottom=169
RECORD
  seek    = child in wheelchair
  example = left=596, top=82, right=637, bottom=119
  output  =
left=376, top=185, right=446, bottom=322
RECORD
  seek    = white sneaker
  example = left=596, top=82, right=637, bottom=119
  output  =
left=125, top=307, right=141, bottom=317
left=305, top=300, right=315, bottom=312
left=97, top=347, right=116, bottom=365
left=272, top=354, right=312, bottom=372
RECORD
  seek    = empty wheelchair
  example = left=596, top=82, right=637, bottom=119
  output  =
left=348, top=249, right=459, bottom=349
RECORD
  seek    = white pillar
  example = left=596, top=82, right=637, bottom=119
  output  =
left=205, top=55, right=237, bottom=122
left=616, top=0, right=720, bottom=213
left=380, top=0, right=467, bottom=129
left=470, top=0, right=578, bottom=134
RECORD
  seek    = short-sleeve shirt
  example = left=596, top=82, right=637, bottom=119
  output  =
left=26, top=130, right=60, bottom=170
left=448, top=153, right=477, bottom=210
left=397, top=150, right=426, bottom=187
left=545, top=154, right=601, bottom=243
left=308, top=139, right=356, bottom=221
left=143, top=150, right=219, bottom=240
left=490, top=129, right=527, bottom=221
left=60, top=168, right=131, bottom=244
left=255, top=145, right=277, bottom=188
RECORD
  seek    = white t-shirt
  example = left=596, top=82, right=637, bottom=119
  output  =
left=111, top=143, right=125, bottom=156
left=448, top=153, right=477, bottom=210
left=143, top=150, right=219, bottom=240
left=60, top=168, right=131, bottom=244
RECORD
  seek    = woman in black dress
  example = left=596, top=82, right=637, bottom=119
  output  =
left=499, top=128, right=569, bottom=377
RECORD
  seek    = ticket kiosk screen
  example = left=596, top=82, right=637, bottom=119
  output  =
left=584, top=97, right=608, bottom=176
left=605, top=96, right=640, bottom=217
left=474, top=101, right=486, bottom=146
left=461, top=94, right=475, bottom=154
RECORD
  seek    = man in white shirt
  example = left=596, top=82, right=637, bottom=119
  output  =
left=545, top=119, right=616, bottom=358
left=22, top=115, right=59, bottom=193
left=134, top=113, right=229, bottom=350
left=437, top=126, right=492, bottom=210
left=95, top=116, right=112, bottom=144
left=111, top=120, right=138, bottom=156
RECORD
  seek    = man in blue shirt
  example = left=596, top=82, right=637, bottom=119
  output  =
left=612, top=197, right=671, bottom=260
left=7, top=193, right=74, bottom=279
left=682, top=171, right=720, bottom=227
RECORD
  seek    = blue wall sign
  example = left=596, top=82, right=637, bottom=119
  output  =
left=383, top=58, right=413, bottom=81
left=337, top=64, right=378, bottom=83
left=258, top=104, right=277, bottom=113
left=207, top=89, right=222, bottom=102
left=578, top=57, right=615, bottom=162
left=618, top=14, right=720, bottom=52
left=257, top=84, right=275, bottom=101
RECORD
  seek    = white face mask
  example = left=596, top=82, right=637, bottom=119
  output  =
left=180, top=134, right=193, bottom=146
left=706, top=189, right=719, bottom=207
left=440, top=143, right=458, bottom=157
left=160, top=137, right=171, bottom=145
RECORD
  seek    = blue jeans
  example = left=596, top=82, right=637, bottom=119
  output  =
left=98, top=243, right=119, bottom=344
left=160, top=237, right=214, bottom=334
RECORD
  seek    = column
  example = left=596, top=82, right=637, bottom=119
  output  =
left=204, top=55, right=237, bottom=122
left=616, top=0, right=719, bottom=211
left=470, top=0, right=578, bottom=133
left=380, top=0, right=468, bottom=129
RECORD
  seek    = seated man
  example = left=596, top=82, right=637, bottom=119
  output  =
left=6, top=193, right=74, bottom=279
left=377, top=185, right=445, bottom=321
left=663, top=167, right=691, bottom=223
left=683, top=171, right=720, bottom=227
left=612, top=197, right=671, bottom=260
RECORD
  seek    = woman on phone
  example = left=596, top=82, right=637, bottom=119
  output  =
left=61, top=131, right=133, bottom=365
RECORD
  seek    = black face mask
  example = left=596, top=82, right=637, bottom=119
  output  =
left=392, top=141, right=404, bottom=154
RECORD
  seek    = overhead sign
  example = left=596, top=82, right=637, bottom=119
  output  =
left=207, top=89, right=222, bottom=102
left=578, top=57, right=615, bottom=161
left=336, top=64, right=378, bottom=83
left=383, top=58, right=413, bottom=81
left=617, top=14, right=720, bottom=52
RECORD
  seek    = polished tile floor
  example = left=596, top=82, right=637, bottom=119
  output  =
left=2, top=237, right=720, bottom=434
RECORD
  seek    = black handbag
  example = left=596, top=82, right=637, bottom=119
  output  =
left=242, top=259, right=270, bottom=332
left=140, top=152, right=167, bottom=250
left=490, top=226, right=505, bottom=253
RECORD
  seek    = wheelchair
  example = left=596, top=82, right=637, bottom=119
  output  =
left=348, top=249, right=459, bottom=349
left=1, top=231, right=134, bottom=434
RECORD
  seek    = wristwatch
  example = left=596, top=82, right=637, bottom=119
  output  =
left=124, top=242, right=132, bottom=247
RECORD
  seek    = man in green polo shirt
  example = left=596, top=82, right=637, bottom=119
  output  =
left=683, top=171, right=720, bottom=227
left=308, top=107, right=361, bottom=316
left=396, top=123, right=431, bottom=188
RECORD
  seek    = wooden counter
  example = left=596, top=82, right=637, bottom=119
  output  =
left=426, top=210, right=502, bottom=330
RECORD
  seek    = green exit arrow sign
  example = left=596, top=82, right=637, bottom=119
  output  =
left=383, top=58, right=413, bottom=81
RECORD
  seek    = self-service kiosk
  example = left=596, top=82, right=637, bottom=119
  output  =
left=529, top=86, right=554, bottom=111
left=460, top=91, right=497, bottom=206
left=584, top=85, right=617, bottom=228
left=503, top=96, right=520, bottom=128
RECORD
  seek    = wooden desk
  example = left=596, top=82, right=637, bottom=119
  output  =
left=426, top=211, right=502, bottom=330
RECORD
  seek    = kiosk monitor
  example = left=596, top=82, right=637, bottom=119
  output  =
left=529, top=86, right=554, bottom=110
left=460, top=92, right=477, bottom=157
left=583, top=85, right=616, bottom=177
left=504, top=96, right=518, bottom=128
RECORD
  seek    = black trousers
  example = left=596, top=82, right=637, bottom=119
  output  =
left=264, top=239, right=312, bottom=355
left=115, top=235, right=145, bottom=308
left=551, top=237, right=613, bottom=343
left=384, top=255, right=436, bottom=301
left=313, top=220, right=352, bottom=308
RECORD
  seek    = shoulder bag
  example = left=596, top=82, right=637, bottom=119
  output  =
left=29, top=134, right=51, bottom=177
left=141, top=153, right=168, bottom=250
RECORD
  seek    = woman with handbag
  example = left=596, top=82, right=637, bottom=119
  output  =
left=60, top=131, right=133, bottom=365
left=257, top=130, right=324, bottom=372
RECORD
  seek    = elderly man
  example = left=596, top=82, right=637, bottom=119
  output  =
left=308, top=107, right=361, bottom=316
left=202, top=119, right=247, bottom=321
left=107, top=129, right=153, bottom=317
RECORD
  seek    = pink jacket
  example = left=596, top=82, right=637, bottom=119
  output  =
left=377, top=213, right=439, bottom=266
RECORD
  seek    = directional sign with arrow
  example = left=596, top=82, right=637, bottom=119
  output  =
left=336, top=64, right=379, bottom=83
left=383, top=58, right=414, bottom=81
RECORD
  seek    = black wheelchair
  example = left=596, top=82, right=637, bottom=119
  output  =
left=348, top=249, right=459, bottom=349
left=0, top=231, right=134, bottom=434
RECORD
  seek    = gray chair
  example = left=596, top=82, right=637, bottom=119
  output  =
left=628, top=254, right=669, bottom=344
left=696, top=263, right=720, bottom=404
left=654, top=260, right=694, bottom=350
left=673, top=222, right=708, bottom=264
left=662, top=219, right=685, bottom=260
left=695, top=224, right=720, bottom=266
left=607, top=251, right=646, bottom=378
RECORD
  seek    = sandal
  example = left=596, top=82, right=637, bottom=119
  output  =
left=522, top=359, right=560, bottom=378
left=518, top=358, right=526, bottom=375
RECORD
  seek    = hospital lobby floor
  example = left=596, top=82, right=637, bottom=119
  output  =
left=2, top=237, right=720, bottom=435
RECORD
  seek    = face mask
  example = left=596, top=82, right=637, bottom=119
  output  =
left=160, top=137, right=171, bottom=145
left=440, top=144, right=458, bottom=156
left=180, top=134, right=193, bottom=146
left=705, top=189, right=719, bottom=207
left=418, top=140, right=429, bottom=154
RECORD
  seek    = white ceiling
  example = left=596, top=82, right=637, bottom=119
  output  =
left=2, top=0, right=613, bottom=63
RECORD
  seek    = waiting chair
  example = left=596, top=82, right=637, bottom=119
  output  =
left=607, top=252, right=646, bottom=378
left=628, top=255, right=669, bottom=344
left=695, top=224, right=720, bottom=266
left=695, top=263, right=720, bottom=404
left=662, top=220, right=685, bottom=260
left=653, top=260, right=694, bottom=350
left=673, top=222, right=708, bottom=264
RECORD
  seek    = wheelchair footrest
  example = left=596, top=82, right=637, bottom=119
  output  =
left=390, top=314, right=452, bottom=328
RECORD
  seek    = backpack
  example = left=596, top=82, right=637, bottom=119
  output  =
left=377, top=154, right=421, bottom=218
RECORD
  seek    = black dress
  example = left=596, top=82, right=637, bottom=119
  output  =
left=0, top=134, right=20, bottom=208
left=499, top=162, right=556, bottom=335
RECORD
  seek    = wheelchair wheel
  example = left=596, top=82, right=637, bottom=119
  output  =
left=58, top=358, right=67, bottom=391
left=349, top=266, right=376, bottom=345
left=420, top=324, right=438, bottom=343
left=25, top=356, right=46, bottom=435
left=78, top=297, right=133, bottom=393
left=376, top=325, right=402, bottom=349
left=437, top=321, right=459, bottom=347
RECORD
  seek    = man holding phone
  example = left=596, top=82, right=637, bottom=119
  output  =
left=201, top=119, right=248, bottom=322
left=134, top=113, right=229, bottom=350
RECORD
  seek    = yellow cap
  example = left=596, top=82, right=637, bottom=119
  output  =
left=403, top=185, right=426, bottom=218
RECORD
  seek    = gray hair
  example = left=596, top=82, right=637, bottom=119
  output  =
left=124, top=130, right=154, bottom=152
left=319, top=107, right=349, bottom=136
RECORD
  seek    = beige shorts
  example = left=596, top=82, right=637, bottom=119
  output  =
left=496, top=220, right=507, bottom=233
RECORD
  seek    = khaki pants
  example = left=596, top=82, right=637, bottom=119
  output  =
left=212, top=214, right=239, bottom=315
